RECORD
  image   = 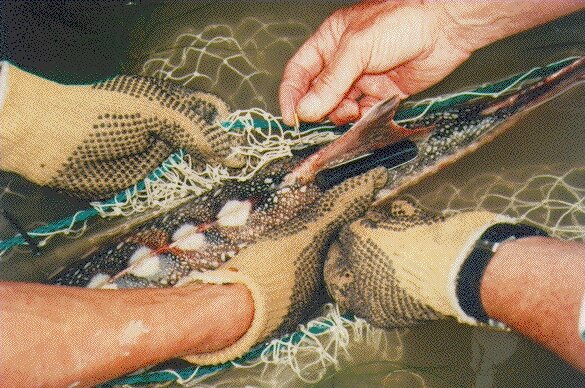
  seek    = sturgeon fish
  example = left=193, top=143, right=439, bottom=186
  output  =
left=51, top=57, right=584, bottom=290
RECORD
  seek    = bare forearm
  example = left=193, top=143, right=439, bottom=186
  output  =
left=437, top=0, right=585, bottom=53
left=481, top=237, right=585, bottom=371
left=0, top=282, right=253, bottom=387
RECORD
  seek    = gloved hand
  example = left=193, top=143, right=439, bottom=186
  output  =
left=176, top=168, right=388, bottom=365
left=0, top=62, right=243, bottom=199
left=324, top=199, right=546, bottom=329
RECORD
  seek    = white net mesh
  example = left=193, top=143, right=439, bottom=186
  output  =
left=403, top=165, right=585, bottom=242
left=141, top=18, right=311, bottom=110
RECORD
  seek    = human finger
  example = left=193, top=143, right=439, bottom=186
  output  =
left=355, top=73, right=408, bottom=100
left=358, top=95, right=381, bottom=117
left=279, top=42, right=324, bottom=126
left=297, top=34, right=368, bottom=122
left=328, top=98, right=360, bottom=125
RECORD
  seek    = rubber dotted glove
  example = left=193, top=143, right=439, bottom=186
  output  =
left=176, top=168, right=388, bottom=365
left=324, top=199, right=546, bottom=329
left=0, top=62, right=243, bottom=199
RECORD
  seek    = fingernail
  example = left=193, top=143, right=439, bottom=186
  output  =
left=298, top=92, right=322, bottom=121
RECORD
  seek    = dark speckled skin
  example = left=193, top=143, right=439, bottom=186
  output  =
left=381, top=56, right=585, bottom=199
left=51, top=57, right=584, bottom=290
left=51, top=159, right=322, bottom=288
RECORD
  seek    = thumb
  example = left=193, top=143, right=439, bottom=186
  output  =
left=297, top=35, right=367, bottom=122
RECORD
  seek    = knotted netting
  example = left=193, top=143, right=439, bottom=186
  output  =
left=0, top=56, right=578, bottom=254
left=0, top=54, right=582, bottom=387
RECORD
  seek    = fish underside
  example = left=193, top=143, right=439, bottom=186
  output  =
left=51, top=57, right=584, bottom=291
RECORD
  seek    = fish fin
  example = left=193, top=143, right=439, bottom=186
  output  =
left=406, top=124, right=435, bottom=142
left=284, top=96, right=430, bottom=185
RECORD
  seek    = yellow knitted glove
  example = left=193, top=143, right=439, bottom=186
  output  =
left=324, top=199, right=537, bottom=329
left=176, top=168, right=388, bottom=365
left=0, top=62, right=243, bottom=199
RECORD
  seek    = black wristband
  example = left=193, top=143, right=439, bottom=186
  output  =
left=456, top=223, right=548, bottom=324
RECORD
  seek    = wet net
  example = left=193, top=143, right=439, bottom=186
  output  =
left=0, top=20, right=582, bottom=387
left=0, top=56, right=578, bottom=254
left=406, top=165, right=585, bottom=242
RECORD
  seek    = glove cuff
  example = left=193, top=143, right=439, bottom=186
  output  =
left=0, top=61, right=9, bottom=113
left=451, top=220, right=548, bottom=326
left=0, top=62, right=69, bottom=182
left=0, top=61, right=17, bottom=172
left=175, top=270, right=268, bottom=365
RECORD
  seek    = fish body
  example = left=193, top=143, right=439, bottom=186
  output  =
left=52, top=159, right=322, bottom=288
left=51, top=57, right=584, bottom=289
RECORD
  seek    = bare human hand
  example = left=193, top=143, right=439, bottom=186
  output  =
left=279, top=0, right=584, bottom=125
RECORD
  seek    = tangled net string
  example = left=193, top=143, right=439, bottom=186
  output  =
left=90, top=109, right=338, bottom=218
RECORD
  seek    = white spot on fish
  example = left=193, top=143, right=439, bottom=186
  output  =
left=129, top=246, right=153, bottom=265
left=170, top=223, right=207, bottom=250
left=119, top=320, right=150, bottom=346
left=87, top=273, right=111, bottom=288
left=264, top=178, right=273, bottom=184
left=173, top=224, right=197, bottom=240
left=101, top=283, right=118, bottom=290
left=172, top=232, right=207, bottom=250
left=217, top=199, right=252, bottom=227
left=128, top=255, right=161, bottom=278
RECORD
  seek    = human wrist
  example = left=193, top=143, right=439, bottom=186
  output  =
left=479, top=236, right=551, bottom=322
left=177, top=270, right=268, bottom=365
left=133, top=283, right=254, bottom=358
left=180, top=283, right=254, bottom=355
left=433, top=1, right=517, bottom=54
left=454, top=223, right=547, bottom=329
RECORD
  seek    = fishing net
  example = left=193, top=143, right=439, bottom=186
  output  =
left=402, top=166, right=585, bottom=242
left=141, top=18, right=311, bottom=111
left=0, top=11, right=582, bottom=386
left=0, top=55, right=580, bottom=387
left=0, top=56, right=578, bottom=254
